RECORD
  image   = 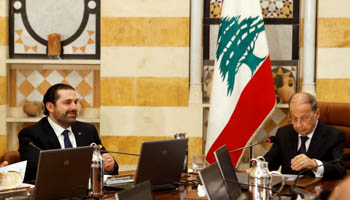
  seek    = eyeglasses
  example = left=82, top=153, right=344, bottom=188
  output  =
left=288, top=115, right=315, bottom=124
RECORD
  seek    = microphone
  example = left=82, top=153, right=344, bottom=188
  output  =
left=101, top=150, right=139, bottom=157
left=21, top=137, right=42, bottom=151
left=229, top=136, right=278, bottom=153
left=290, top=157, right=343, bottom=200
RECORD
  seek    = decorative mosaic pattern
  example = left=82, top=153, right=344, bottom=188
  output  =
left=272, top=66, right=297, bottom=104
left=10, top=0, right=100, bottom=58
left=209, top=0, right=222, bottom=19
left=209, top=0, right=294, bottom=19
left=11, top=69, right=97, bottom=107
left=260, top=0, right=294, bottom=18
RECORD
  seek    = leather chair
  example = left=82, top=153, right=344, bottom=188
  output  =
left=317, top=102, right=350, bottom=171
left=0, top=151, right=21, bottom=165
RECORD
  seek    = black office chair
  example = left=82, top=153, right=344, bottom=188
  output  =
left=115, top=180, right=155, bottom=200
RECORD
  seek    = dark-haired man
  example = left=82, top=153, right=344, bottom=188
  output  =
left=264, top=92, right=346, bottom=179
left=18, top=83, right=118, bottom=182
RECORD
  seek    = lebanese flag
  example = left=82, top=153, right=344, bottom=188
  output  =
left=205, top=0, right=276, bottom=166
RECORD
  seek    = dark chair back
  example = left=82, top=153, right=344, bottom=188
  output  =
left=318, top=102, right=350, bottom=169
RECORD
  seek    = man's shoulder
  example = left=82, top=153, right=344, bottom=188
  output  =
left=318, top=121, right=345, bottom=137
left=274, top=124, right=296, bottom=141
left=276, top=124, right=294, bottom=134
left=20, top=117, right=48, bottom=131
left=74, top=120, right=94, bottom=127
left=18, top=117, right=49, bottom=139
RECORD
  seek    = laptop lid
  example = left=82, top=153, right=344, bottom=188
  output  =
left=214, top=145, right=282, bottom=190
left=214, top=145, right=242, bottom=200
left=134, top=138, right=188, bottom=188
left=198, top=163, right=231, bottom=200
left=115, top=180, right=155, bottom=200
left=34, top=146, right=94, bottom=200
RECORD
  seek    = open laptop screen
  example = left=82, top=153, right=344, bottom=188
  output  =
left=34, top=146, right=94, bottom=200
left=134, top=138, right=188, bottom=188
left=199, top=163, right=231, bottom=200
left=214, top=145, right=242, bottom=200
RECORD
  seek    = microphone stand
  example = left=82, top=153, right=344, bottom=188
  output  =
left=229, top=139, right=272, bottom=167
left=101, top=150, right=140, bottom=156
left=229, top=140, right=269, bottom=153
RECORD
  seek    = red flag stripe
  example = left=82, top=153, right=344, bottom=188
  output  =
left=206, top=56, right=275, bottom=165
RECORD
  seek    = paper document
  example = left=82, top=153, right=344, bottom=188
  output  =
left=0, top=161, right=27, bottom=189
left=0, top=161, right=27, bottom=182
left=282, top=174, right=303, bottom=182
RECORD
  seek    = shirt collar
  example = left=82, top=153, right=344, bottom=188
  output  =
left=47, top=116, right=73, bottom=137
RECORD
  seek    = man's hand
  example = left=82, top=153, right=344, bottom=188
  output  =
left=291, top=154, right=318, bottom=172
left=0, top=161, right=8, bottom=168
left=102, top=153, right=115, bottom=172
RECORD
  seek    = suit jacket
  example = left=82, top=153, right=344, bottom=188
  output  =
left=264, top=121, right=346, bottom=180
left=18, top=117, right=119, bottom=182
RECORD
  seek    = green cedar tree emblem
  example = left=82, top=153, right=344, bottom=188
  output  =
left=216, top=15, right=266, bottom=96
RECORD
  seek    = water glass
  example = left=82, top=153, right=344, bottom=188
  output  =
left=192, top=154, right=206, bottom=173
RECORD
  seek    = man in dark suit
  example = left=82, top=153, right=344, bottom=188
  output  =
left=264, top=92, right=346, bottom=180
left=18, top=83, right=119, bottom=182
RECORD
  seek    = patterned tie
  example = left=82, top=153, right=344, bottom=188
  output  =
left=62, top=130, right=73, bottom=148
left=298, top=136, right=309, bottom=154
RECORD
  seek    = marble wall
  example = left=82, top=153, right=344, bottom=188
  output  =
left=1, top=0, right=350, bottom=170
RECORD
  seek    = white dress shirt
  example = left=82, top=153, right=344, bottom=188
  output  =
left=47, top=116, right=77, bottom=148
left=297, top=120, right=324, bottom=177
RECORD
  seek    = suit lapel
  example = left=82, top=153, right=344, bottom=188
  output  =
left=306, top=122, right=324, bottom=158
left=72, top=124, right=84, bottom=146
left=42, top=117, right=61, bottom=149
left=288, top=128, right=299, bottom=158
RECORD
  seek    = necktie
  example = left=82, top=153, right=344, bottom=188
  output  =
left=62, top=130, right=73, bottom=148
left=298, top=136, right=309, bottom=154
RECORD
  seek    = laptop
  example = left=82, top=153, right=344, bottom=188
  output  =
left=214, top=145, right=243, bottom=200
left=33, top=146, right=94, bottom=200
left=106, top=138, right=188, bottom=190
left=198, top=163, right=232, bottom=200
left=214, top=145, right=283, bottom=193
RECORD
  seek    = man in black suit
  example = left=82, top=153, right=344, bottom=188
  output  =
left=264, top=92, right=346, bottom=180
left=18, top=83, right=119, bottom=182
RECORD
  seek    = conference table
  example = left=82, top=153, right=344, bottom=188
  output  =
left=101, top=171, right=343, bottom=200
left=10, top=171, right=340, bottom=199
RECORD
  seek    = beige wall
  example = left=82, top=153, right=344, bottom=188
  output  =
left=300, top=0, right=350, bottom=102
left=99, top=0, right=202, bottom=169
left=0, top=0, right=8, bottom=152
left=0, top=0, right=203, bottom=169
